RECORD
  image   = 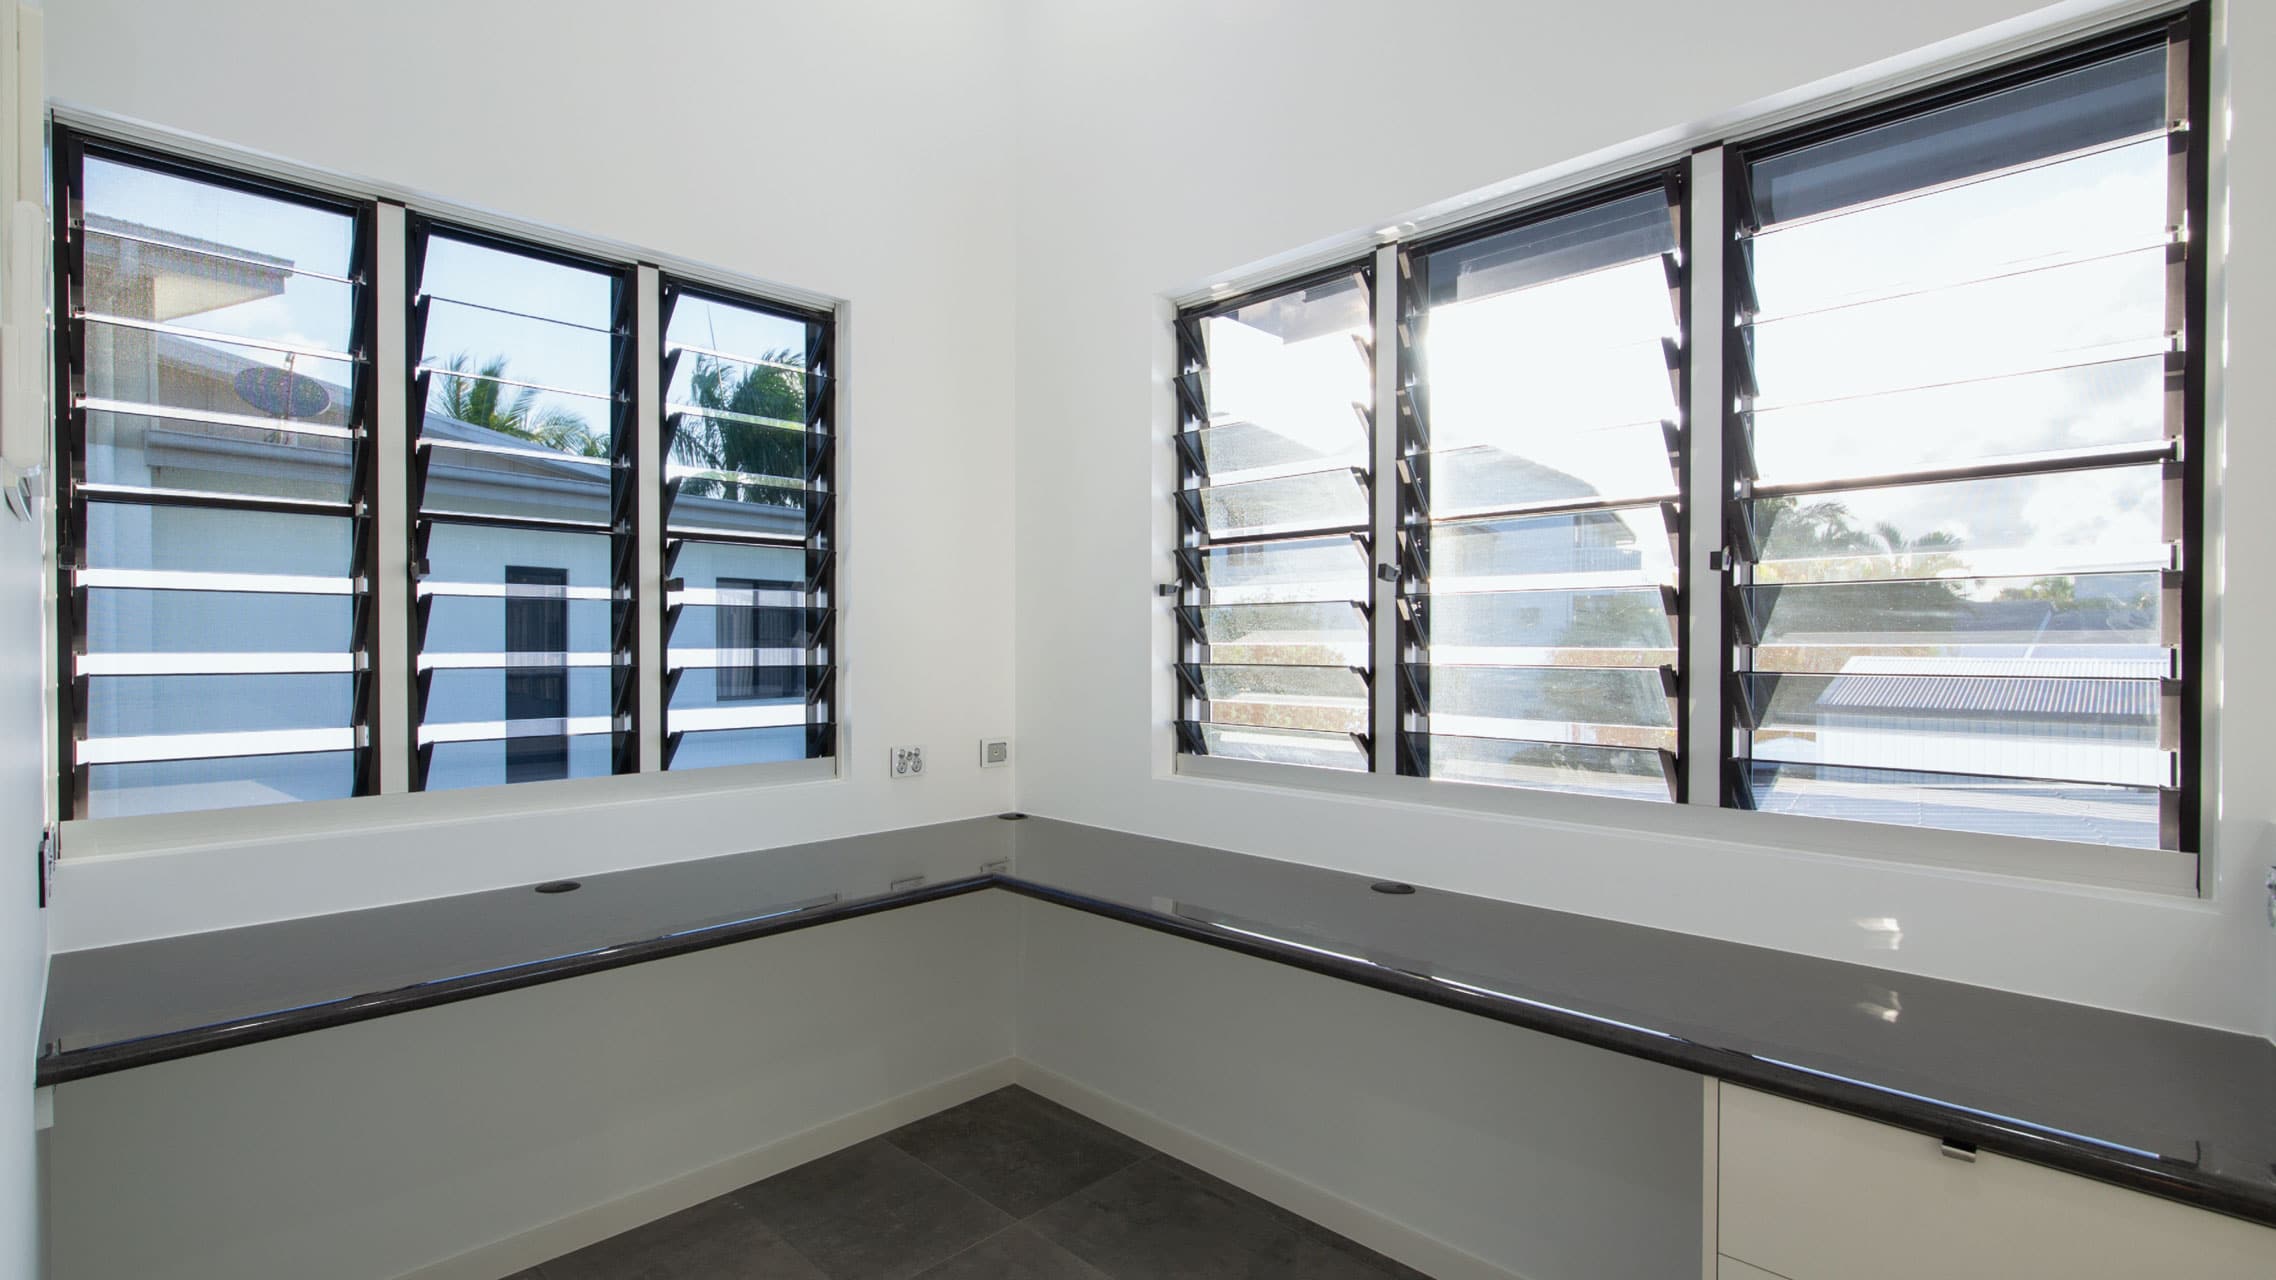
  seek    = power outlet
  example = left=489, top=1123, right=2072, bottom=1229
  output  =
left=890, top=745, right=926, bottom=778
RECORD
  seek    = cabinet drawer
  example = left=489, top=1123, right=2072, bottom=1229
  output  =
left=1718, top=1084, right=2276, bottom=1280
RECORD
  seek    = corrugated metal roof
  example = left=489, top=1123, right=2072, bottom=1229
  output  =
left=1836, top=655, right=2166, bottom=679
left=1813, top=673, right=2156, bottom=717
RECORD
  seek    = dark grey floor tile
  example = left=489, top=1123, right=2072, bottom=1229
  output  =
left=911, top=1225, right=1111, bottom=1279
left=886, top=1087, right=1147, bottom=1216
left=1028, top=1157, right=1419, bottom=1280
left=534, top=1196, right=825, bottom=1279
left=734, top=1138, right=1013, bottom=1279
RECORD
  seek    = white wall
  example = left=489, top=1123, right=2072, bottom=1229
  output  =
left=1016, top=899, right=1702, bottom=1280
left=46, top=890, right=1019, bottom=1280
left=41, top=0, right=1020, bottom=947
left=1011, top=0, right=2276, bottom=1035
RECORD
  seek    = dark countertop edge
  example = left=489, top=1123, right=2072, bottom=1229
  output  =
left=34, top=876, right=1000, bottom=1088
left=37, top=874, right=2276, bottom=1231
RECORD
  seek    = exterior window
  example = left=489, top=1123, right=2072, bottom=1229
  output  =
left=53, top=136, right=377, bottom=819
left=1397, top=178, right=1688, bottom=801
left=1723, top=14, right=2205, bottom=849
left=1170, top=266, right=1376, bottom=772
left=659, top=281, right=835, bottom=771
left=407, top=221, right=635, bottom=791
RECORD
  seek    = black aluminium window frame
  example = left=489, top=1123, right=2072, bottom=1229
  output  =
left=1170, top=257, right=1380, bottom=772
left=49, top=125, right=384, bottom=821
left=1391, top=164, right=1692, bottom=801
left=1717, top=3, right=2211, bottom=854
left=404, top=215, right=641, bottom=790
left=656, top=275, right=839, bottom=768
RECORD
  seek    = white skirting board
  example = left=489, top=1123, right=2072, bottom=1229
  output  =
left=1013, top=1061, right=1526, bottom=1280
left=397, top=1057, right=1019, bottom=1280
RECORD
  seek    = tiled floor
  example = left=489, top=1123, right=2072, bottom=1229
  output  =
left=515, top=1086, right=1429, bottom=1279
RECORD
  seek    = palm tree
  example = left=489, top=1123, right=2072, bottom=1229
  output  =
left=670, top=349, right=808, bottom=506
left=432, top=353, right=606, bottom=457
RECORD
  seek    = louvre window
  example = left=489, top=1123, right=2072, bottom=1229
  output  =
left=54, top=138, right=378, bottom=819
left=658, top=282, right=835, bottom=771
left=1171, top=267, right=1377, bottom=772
left=1722, top=15, right=2205, bottom=849
left=407, top=221, right=636, bottom=791
left=1395, top=178, right=1689, bottom=801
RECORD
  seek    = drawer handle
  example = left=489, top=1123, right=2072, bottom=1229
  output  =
left=1939, top=1140, right=1979, bottom=1163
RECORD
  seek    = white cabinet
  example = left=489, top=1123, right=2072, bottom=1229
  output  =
left=1716, top=1084, right=2276, bottom=1280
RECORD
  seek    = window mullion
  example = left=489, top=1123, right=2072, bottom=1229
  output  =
left=1685, top=149, right=1726, bottom=808
left=635, top=265, right=663, bottom=771
left=1370, top=241, right=1400, bottom=775
left=373, top=201, right=412, bottom=794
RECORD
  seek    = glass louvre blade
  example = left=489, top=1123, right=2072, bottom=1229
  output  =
left=424, top=524, right=613, bottom=590
left=1411, top=732, right=1673, bottom=802
left=85, top=674, right=352, bottom=741
left=1425, top=188, right=1675, bottom=307
left=669, top=665, right=827, bottom=712
left=1181, top=721, right=1367, bottom=772
left=666, top=348, right=809, bottom=425
left=1200, top=273, right=1371, bottom=436
left=1747, top=246, right=2168, bottom=406
left=1745, top=354, right=2165, bottom=487
left=1179, top=418, right=1365, bottom=486
left=1181, top=664, right=1368, bottom=734
left=421, top=597, right=613, bottom=665
left=86, top=590, right=352, bottom=654
left=418, top=431, right=613, bottom=526
left=665, top=294, right=808, bottom=369
left=1748, top=573, right=2164, bottom=674
left=1747, top=761, right=2160, bottom=849
left=423, top=734, right=615, bottom=793
left=667, top=726, right=813, bottom=772
left=1426, top=426, right=1678, bottom=517
left=1425, top=505, right=1676, bottom=594
left=82, top=327, right=355, bottom=430
left=87, top=408, right=354, bottom=504
left=423, top=668, right=613, bottom=730
left=1424, top=589, right=1674, bottom=666
left=1745, top=673, right=2167, bottom=788
left=1747, top=45, right=2167, bottom=228
left=1751, top=466, right=2168, bottom=583
left=420, top=235, right=613, bottom=331
left=1177, top=602, right=1367, bottom=664
left=1417, top=664, right=1675, bottom=747
left=1177, top=535, right=1369, bottom=604
left=667, top=608, right=827, bottom=668
left=1427, top=338, right=1678, bottom=443
left=1180, top=469, right=1368, bottom=540
left=1750, top=138, right=2168, bottom=319
left=420, top=296, right=613, bottom=398
left=86, top=752, right=356, bottom=819
left=84, top=502, right=349, bottom=576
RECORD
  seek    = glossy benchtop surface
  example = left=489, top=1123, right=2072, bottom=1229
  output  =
left=39, top=815, right=2276, bottom=1227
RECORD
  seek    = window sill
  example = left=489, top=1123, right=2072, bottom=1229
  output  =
left=1169, top=752, right=2201, bottom=899
left=58, top=755, right=841, bottom=863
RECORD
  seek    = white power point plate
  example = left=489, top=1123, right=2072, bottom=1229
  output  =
left=979, top=737, right=1011, bottom=768
left=891, top=745, right=925, bottom=778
